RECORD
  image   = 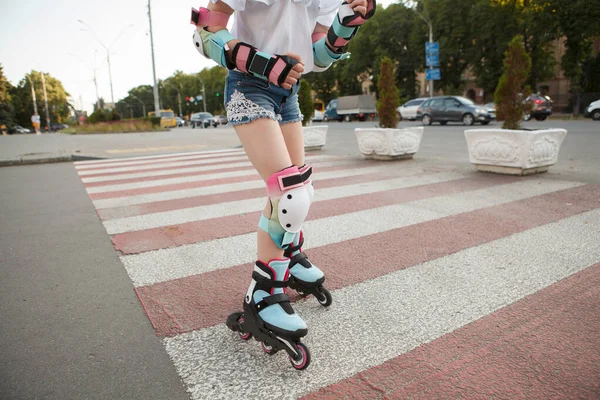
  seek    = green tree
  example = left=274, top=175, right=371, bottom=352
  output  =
left=0, top=64, right=15, bottom=131
left=304, top=65, right=338, bottom=105
left=377, top=57, right=400, bottom=128
left=10, top=71, right=70, bottom=129
left=298, top=79, right=314, bottom=126
left=495, top=35, right=532, bottom=130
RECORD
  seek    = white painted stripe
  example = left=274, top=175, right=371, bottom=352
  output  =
left=94, top=163, right=408, bottom=210
left=121, top=179, right=582, bottom=287
left=164, top=209, right=600, bottom=400
left=74, top=148, right=245, bottom=167
left=78, top=155, right=250, bottom=177
left=103, top=169, right=459, bottom=231
left=85, top=157, right=359, bottom=195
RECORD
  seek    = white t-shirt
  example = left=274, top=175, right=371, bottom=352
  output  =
left=211, top=0, right=341, bottom=73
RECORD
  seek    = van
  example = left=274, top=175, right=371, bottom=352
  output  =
left=148, top=110, right=177, bottom=128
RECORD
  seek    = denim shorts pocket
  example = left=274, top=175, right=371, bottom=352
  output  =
left=236, top=76, right=271, bottom=90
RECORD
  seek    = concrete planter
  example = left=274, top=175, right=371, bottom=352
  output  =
left=303, top=125, right=328, bottom=150
left=464, top=128, right=567, bottom=175
left=355, top=127, right=424, bottom=160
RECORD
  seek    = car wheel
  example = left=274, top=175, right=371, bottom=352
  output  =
left=481, top=121, right=490, bottom=125
left=421, top=114, right=432, bottom=126
left=440, top=121, right=448, bottom=125
left=344, top=115, right=351, bottom=122
left=534, top=116, right=547, bottom=121
left=323, top=115, right=328, bottom=122
left=397, top=112, right=402, bottom=121
left=462, top=113, right=474, bottom=126
left=523, top=113, right=532, bottom=121
left=591, top=110, right=600, bottom=121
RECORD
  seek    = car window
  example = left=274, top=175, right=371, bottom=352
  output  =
left=405, top=99, right=422, bottom=107
left=443, top=99, right=458, bottom=107
left=430, top=99, right=444, bottom=107
left=456, top=96, right=474, bottom=105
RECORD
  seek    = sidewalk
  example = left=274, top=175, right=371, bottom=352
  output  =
left=0, top=128, right=241, bottom=166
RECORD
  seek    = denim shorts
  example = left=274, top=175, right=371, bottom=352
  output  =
left=224, top=70, right=303, bottom=126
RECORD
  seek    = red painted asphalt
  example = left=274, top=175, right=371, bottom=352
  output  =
left=302, top=262, right=600, bottom=399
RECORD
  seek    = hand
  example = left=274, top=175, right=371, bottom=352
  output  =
left=280, top=52, right=305, bottom=89
left=347, top=0, right=368, bottom=17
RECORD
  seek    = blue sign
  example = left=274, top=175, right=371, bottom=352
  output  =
left=426, top=54, right=439, bottom=67
left=425, top=42, right=439, bottom=53
left=426, top=68, right=441, bottom=81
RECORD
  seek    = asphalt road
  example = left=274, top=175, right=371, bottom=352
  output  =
left=0, top=119, right=598, bottom=399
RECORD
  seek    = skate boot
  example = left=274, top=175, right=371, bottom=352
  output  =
left=226, top=258, right=311, bottom=370
left=284, top=231, right=332, bottom=307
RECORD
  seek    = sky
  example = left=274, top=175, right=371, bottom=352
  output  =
left=0, top=0, right=396, bottom=114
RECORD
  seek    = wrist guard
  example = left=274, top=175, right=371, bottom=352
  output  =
left=327, top=0, right=376, bottom=48
left=232, top=42, right=299, bottom=87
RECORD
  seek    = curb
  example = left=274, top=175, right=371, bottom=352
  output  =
left=0, top=154, right=107, bottom=167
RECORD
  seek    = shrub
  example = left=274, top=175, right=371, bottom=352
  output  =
left=494, top=35, right=532, bottom=130
left=87, top=109, right=107, bottom=124
left=377, top=57, right=400, bottom=128
left=299, top=79, right=314, bottom=126
left=110, top=109, right=121, bottom=121
left=148, top=116, right=161, bottom=127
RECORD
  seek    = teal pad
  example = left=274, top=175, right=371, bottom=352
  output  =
left=200, top=29, right=235, bottom=68
left=312, top=37, right=350, bottom=68
left=259, top=214, right=296, bottom=249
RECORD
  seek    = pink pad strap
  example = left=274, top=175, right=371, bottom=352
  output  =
left=333, top=37, right=350, bottom=47
left=266, top=166, right=303, bottom=198
left=190, top=7, right=230, bottom=27
left=235, top=45, right=251, bottom=73
left=268, top=58, right=288, bottom=86
left=311, top=32, right=326, bottom=43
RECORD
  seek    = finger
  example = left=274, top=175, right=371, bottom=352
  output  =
left=284, top=76, right=298, bottom=88
left=353, top=6, right=367, bottom=15
left=292, top=64, right=304, bottom=75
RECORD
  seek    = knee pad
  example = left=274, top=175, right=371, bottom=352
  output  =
left=299, top=164, right=314, bottom=203
left=258, top=166, right=312, bottom=249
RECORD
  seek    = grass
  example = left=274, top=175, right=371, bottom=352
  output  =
left=64, top=119, right=166, bottom=134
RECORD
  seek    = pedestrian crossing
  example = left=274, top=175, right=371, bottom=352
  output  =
left=74, top=148, right=600, bottom=399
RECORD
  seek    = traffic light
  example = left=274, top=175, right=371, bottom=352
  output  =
left=216, top=92, right=220, bottom=97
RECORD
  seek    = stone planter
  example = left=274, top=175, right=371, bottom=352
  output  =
left=303, top=125, right=328, bottom=150
left=464, top=128, right=567, bottom=175
left=355, top=127, right=424, bottom=160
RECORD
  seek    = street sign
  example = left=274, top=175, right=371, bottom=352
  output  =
left=425, top=42, right=439, bottom=54
left=196, top=95, right=203, bottom=101
left=426, top=68, right=441, bottom=81
left=426, top=54, right=439, bottom=67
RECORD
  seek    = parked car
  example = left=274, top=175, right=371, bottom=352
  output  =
left=312, top=109, right=324, bottom=122
left=523, top=94, right=552, bottom=121
left=190, top=112, right=214, bottom=128
left=212, top=115, right=228, bottom=126
left=397, top=98, right=428, bottom=121
left=176, top=116, right=185, bottom=127
left=50, top=123, right=68, bottom=132
left=483, top=103, right=496, bottom=120
left=324, top=99, right=339, bottom=122
left=13, top=125, right=32, bottom=134
left=417, top=96, right=493, bottom=126
left=584, top=99, right=600, bottom=121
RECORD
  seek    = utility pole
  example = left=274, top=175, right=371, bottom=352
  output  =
left=27, top=75, right=38, bottom=115
left=41, top=72, right=51, bottom=128
left=414, top=6, right=434, bottom=97
left=198, top=78, right=207, bottom=112
left=148, top=0, right=161, bottom=116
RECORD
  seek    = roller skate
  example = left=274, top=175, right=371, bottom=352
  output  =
left=226, top=258, right=311, bottom=370
left=284, top=231, right=332, bottom=307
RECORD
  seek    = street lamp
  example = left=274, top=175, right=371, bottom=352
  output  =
left=413, top=6, right=434, bottom=98
left=197, top=77, right=207, bottom=112
left=77, top=19, right=133, bottom=106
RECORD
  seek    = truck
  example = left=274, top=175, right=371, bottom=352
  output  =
left=324, top=95, right=377, bottom=122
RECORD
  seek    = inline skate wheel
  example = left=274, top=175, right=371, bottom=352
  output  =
left=261, top=341, right=278, bottom=355
left=289, top=342, right=310, bottom=370
left=237, top=316, right=252, bottom=341
left=316, top=287, right=332, bottom=307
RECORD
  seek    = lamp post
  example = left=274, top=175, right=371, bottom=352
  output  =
left=414, top=7, right=434, bottom=98
left=40, top=72, right=51, bottom=129
left=77, top=19, right=133, bottom=106
left=197, top=77, right=207, bottom=112
left=147, top=0, right=161, bottom=116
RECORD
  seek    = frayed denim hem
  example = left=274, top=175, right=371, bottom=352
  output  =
left=228, top=113, right=282, bottom=126
left=279, top=117, right=303, bottom=125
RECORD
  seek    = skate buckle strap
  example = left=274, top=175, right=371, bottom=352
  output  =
left=300, top=165, right=312, bottom=182
left=289, top=252, right=312, bottom=269
left=255, top=293, right=291, bottom=311
left=190, top=7, right=230, bottom=28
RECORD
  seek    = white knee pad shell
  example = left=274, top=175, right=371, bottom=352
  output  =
left=258, top=166, right=312, bottom=249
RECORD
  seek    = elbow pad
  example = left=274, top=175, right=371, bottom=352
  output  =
left=192, top=28, right=236, bottom=69
left=327, top=0, right=376, bottom=48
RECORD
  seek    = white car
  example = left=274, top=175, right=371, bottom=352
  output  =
left=14, top=125, right=32, bottom=134
left=584, top=99, right=600, bottom=121
left=312, top=109, right=324, bottom=122
left=397, top=98, right=428, bottom=121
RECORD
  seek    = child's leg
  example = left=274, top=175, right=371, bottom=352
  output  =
left=234, top=118, right=292, bottom=262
